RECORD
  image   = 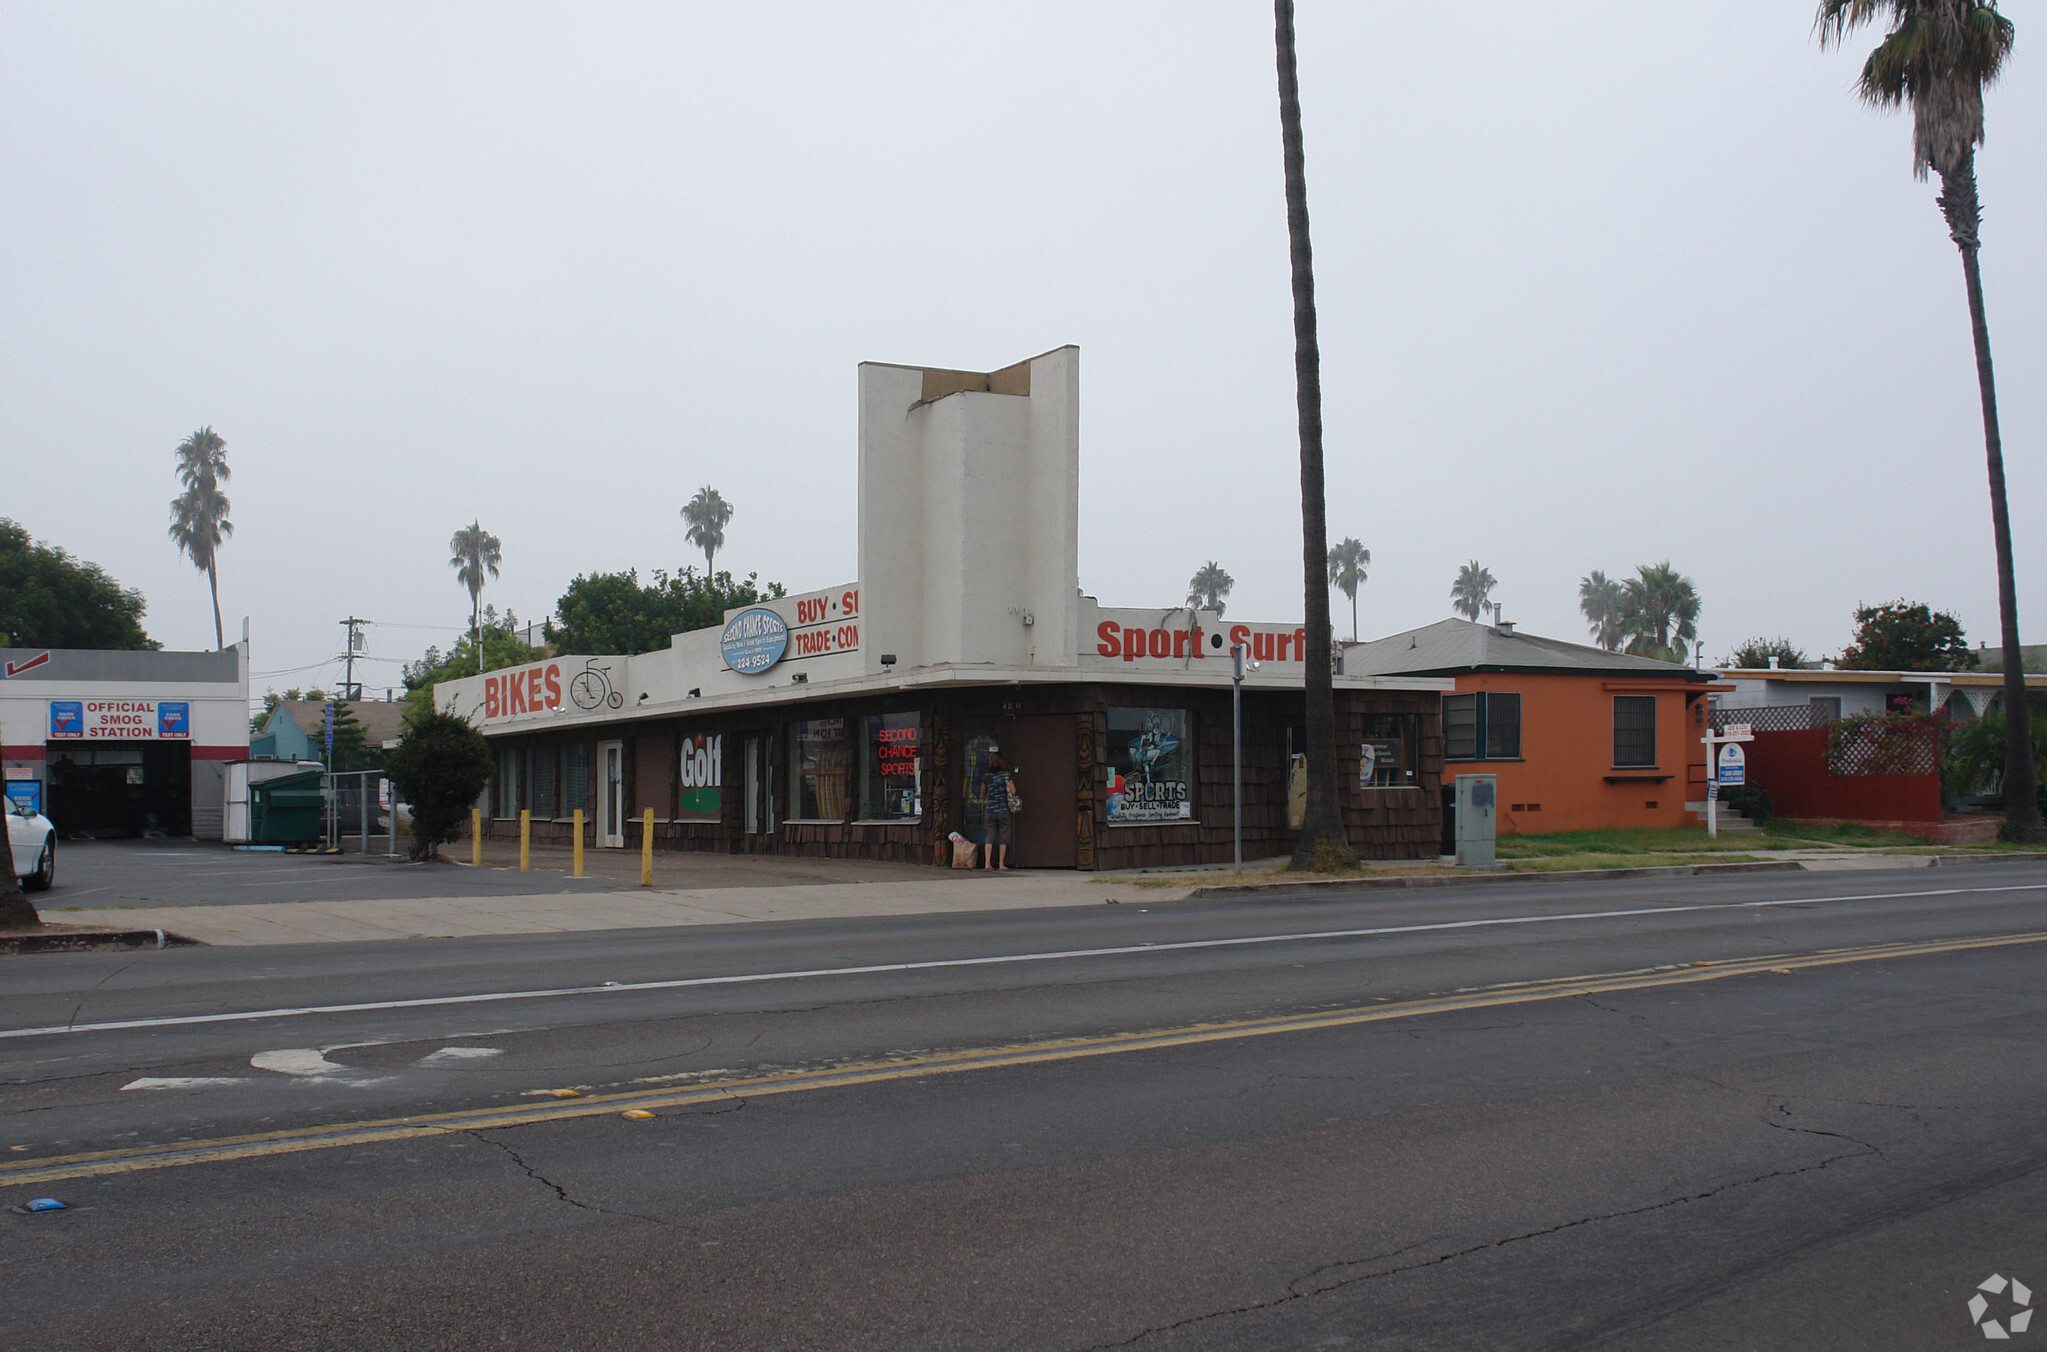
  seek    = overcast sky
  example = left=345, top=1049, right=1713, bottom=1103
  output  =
left=4, top=2, right=2041, bottom=702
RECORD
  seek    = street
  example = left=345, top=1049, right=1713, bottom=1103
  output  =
left=6, top=859, right=2047, bottom=1349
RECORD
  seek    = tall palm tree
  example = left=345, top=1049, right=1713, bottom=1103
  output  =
left=1619, top=561, right=1700, bottom=662
left=448, top=521, right=502, bottom=674
left=1273, top=0, right=1349, bottom=868
left=1819, top=0, right=2039, bottom=840
left=1327, top=538, right=1370, bottom=641
left=1578, top=570, right=1627, bottom=651
left=681, top=486, right=734, bottom=576
left=167, top=426, right=233, bottom=649
left=1450, top=561, right=1497, bottom=622
left=1186, top=561, right=1236, bottom=616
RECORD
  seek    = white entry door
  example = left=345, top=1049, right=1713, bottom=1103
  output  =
left=598, top=740, right=625, bottom=848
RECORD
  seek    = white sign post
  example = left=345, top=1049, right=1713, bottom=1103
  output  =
left=1701, top=722, right=1753, bottom=838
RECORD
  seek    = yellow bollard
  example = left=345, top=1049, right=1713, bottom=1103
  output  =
left=471, top=808, right=482, bottom=866
left=640, top=808, right=654, bottom=887
left=519, top=809, right=531, bottom=871
left=573, top=808, right=585, bottom=878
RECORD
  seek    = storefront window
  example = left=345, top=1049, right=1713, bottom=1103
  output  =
left=963, top=733, right=1000, bottom=842
left=565, top=743, right=590, bottom=813
left=860, top=713, right=922, bottom=820
left=530, top=747, right=557, bottom=819
left=790, top=718, right=849, bottom=820
left=496, top=747, right=520, bottom=818
left=1106, top=707, right=1192, bottom=824
left=1360, top=714, right=1419, bottom=787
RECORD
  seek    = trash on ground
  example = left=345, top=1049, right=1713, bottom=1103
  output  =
left=12, top=1198, right=67, bottom=1214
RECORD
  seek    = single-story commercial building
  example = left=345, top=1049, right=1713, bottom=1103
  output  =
left=0, top=643, right=251, bottom=839
left=436, top=347, right=1453, bottom=868
left=1714, top=667, right=2047, bottom=724
left=1341, top=619, right=1722, bottom=835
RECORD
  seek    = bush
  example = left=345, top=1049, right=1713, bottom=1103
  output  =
left=384, top=710, right=494, bottom=861
left=1719, top=784, right=1772, bottom=824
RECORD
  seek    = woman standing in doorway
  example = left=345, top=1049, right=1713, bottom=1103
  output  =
left=982, top=751, right=1016, bottom=871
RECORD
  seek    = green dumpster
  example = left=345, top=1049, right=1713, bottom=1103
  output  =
left=250, top=772, right=324, bottom=844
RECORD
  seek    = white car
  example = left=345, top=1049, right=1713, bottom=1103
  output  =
left=7, top=802, right=56, bottom=892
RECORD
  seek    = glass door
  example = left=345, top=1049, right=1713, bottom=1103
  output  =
left=598, top=740, right=624, bottom=848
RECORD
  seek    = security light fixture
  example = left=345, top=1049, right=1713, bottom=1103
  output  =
left=791, top=672, right=808, bottom=684
left=880, top=654, right=897, bottom=668
left=687, top=688, right=701, bottom=698
left=637, top=692, right=649, bottom=704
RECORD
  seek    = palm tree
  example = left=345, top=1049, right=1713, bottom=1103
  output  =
left=1619, top=561, right=1700, bottom=662
left=1186, top=561, right=1236, bottom=616
left=1578, top=570, right=1627, bottom=651
left=1450, top=562, right=1497, bottom=622
left=1819, top=0, right=2039, bottom=840
left=167, top=426, right=233, bottom=648
left=448, top=522, right=502, bottom=673
left=1273, top=0, right=1349, bottom=868
left=1327, top=538, right=1370, bottom=641
left=681, top=486, right=734, bottom=576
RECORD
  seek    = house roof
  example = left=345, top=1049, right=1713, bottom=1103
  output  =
left=1719, top=668, right=2047, bottom=689
left=1343, top=619, right=1709, bottom=681
left=268, top=698, right=409, bottom=746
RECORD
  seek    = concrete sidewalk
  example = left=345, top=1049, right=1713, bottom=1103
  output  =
left=53, top=869, right=1169, bottom=945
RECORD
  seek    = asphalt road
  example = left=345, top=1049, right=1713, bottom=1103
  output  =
left=6, top=860, right=2047, bottom=1349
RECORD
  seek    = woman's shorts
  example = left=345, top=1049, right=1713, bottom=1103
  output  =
left=983, top=812, right=1014, bottom=846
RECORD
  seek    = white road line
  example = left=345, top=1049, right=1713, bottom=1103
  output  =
left=120, top=1077, right=252, bottom=1090
left=6, top=882, right=2044, bottom=1042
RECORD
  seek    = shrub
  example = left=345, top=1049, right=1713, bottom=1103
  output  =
left=1719, top=784, right=1772, bottom=824
left=384, top=709, right=494, bottom=861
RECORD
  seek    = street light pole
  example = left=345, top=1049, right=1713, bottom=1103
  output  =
left=1232, top=643, right=1246, bottom=869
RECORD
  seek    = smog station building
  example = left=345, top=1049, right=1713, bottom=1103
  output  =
left=438, top=347, right=1452, bottom=869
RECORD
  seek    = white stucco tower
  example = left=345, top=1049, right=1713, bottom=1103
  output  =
left=856, top=345, right=1081, bottom=674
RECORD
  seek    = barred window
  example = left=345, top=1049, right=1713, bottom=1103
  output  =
left=1443, top=692, right=1520, bottom=760
left=1614, top=696, right=1657, bottom=768
left=565, top=743, right=590, bottom=813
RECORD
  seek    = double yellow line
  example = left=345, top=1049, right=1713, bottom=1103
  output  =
left=8, top=928, right=2045, bottom=1189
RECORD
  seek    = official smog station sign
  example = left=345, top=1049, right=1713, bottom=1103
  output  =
left=48, top=700, right=190, bottom=740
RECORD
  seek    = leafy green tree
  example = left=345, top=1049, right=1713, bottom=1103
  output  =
left=1819, top=0, right=2037, bottom=840
left=681, top=486, right=734, bottom=576
left=448, top=522, right=503, bottom=671
left=1450, top=561, right=1497, bottom=622
left=548, top=568, right=783, bottom=656
left=1577, top=571, right=1627, bottom=651
left=0, top=519, right=157, bottom=650
left=401, top=607, right=541, bottom=720
left=167, top=426, right=234, bottom=649
left=1326, top=538, right=1370, bottom=641
left=1838, top=600, right=1977, bottom=671
left=1186, top=561, right=1235, bottom=617
left=1724, top=637, right=1809, bottom=670
left=1619, top=562, right=1701, bottom=663
left=384, top=709, right=494, bottom=861
left=1273, top=0, right=1349, bottom=868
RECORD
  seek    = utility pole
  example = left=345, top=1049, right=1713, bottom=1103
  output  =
left=341, top=617, right=365, bottom=702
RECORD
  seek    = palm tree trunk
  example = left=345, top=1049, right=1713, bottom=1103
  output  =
left=1275, top=0, right=1351, bottom=868
left=1941, top=160, right=2042, bottom=840
left=0, top=832, right=38, bottom=930
left=207, top=561, right=223, bottom=650
left=473, top=594, right=482, bottom=676
left=1351, top=590, right=1358, bottom=643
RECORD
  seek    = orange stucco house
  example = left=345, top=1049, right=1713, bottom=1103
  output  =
left=1343, top=620, right=1722, bottom=835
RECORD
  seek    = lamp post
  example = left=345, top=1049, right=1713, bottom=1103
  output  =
left=1232, top=643, right=1246, bottom=869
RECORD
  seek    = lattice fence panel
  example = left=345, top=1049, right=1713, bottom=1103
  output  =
left=1827, top=720, right=1939, bottom=777
left=1710, top=704, right=1828, bottom=733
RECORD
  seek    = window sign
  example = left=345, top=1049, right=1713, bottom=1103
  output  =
left=679, top=733, right=724, bottom=821
left=860, top=714, right=921, bottom=820
left=791, top=718, right=848, bottom=820
left=1106, top=708, right=1191, bottom=823
left=1360, top=714, right=1419, bottom=787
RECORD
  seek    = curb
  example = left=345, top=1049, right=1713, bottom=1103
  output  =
left=1929, top=851, right=2047, bottom=867
left=1190, top=859, right=1808, bottom=901
left=0, top=928, right=204, bottom=955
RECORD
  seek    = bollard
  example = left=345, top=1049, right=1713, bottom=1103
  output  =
left=471, top=808, right=482, bottom=866
left=519, top=810, right=531, bottom=871
left=573, top=808, right=585, bottom=878
left=640, top=808, right=654, bottom=887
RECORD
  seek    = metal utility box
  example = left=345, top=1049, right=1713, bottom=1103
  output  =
left=1454, top=773, right=1497, bottom=869
left=248, top=770, right=324, bottom=844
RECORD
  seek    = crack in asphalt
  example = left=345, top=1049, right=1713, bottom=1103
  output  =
left=1079, top=1141, right=1879, bottom=1349
left=465, top=1128, right=675, bottom=1226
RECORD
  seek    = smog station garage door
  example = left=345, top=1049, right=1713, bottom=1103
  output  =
left=46, top=742, right=192, bottom=837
